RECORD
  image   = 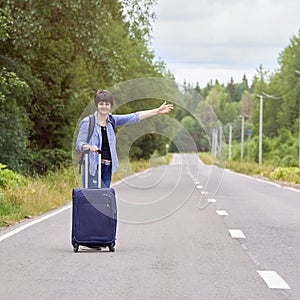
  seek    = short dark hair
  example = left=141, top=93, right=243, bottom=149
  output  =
left=94, top=89, right=114, bottom=107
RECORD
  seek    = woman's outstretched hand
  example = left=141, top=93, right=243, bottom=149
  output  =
left=137, top=101, right=174, bottom=120
left=157, top=101, right=174, bottom=114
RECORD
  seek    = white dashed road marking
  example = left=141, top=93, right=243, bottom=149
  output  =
left=216, top=210, right=228, bottom=216
left=257, top=271, right=291, bottom=289
left=229, top=229, right=246, bottom=239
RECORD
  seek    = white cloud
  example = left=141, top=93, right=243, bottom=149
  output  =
left=151, top=0, right=300, bottom=86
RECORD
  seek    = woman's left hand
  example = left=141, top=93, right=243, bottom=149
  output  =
left=157, top=101, right=174, bottom=114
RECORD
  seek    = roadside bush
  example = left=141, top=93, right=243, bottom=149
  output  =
left=268, top=129, right=298, bottom=167
left=0, top=164, right=27, bottom=188
left=280, top=155, right=298, bottom=167
left=24, top=148, right=71, bottom=175
left=0, top=164, right=77, bottom=227
left=230, top=132, right=298, bottom=167
left=0, top=164, right=27, bottom=226
left=269, top=167, right=300, bottom=184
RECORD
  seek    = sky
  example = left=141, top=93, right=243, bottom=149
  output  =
left=150, top=0, right=300, bottom=87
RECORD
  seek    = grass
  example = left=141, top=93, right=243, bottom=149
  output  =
left=224, top=160, right=274, bottom=177
left=198, top=152, right=214, bottom=165
left=198, top=152, right=300, bottom=184
left=0, top=153, right=173, bottom=228
left=199, top=152, right=274, bottom=176
left=2, top=152, right=298, bottom=229
left=0, top=166, right=77, bottom=227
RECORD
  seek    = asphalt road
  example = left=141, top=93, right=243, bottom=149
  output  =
left=0, top=153, right=299, bottom=299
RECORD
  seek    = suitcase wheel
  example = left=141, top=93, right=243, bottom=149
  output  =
left=109, top=242, right=115, bottom=252
left=73, top=243, right=79, bottom=253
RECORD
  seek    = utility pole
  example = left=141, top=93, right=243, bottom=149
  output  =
left=240, top=115, right=245, bottom=160
left=212, top=128, right=217, bottom=157
left=219, top=126, right=223, bottom=156
left=247, top=129, right=252, bottom=162
left=295, top=70, right=300, bottom=167
left=229, top=124, right=232, bottom=160
left=256, top=92, right=281, bottom=165
left=257, top=94, right=264, bottom=165
left=240, top=114, right=249, bottom=161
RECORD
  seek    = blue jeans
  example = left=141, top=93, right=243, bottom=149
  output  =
left=82, top=163, right=112, bottom=188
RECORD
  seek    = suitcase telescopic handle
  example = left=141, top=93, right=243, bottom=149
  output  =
left=97, top=150, right=101, bottom=188
left=84, top=151, right=89, bottom=188
left=83, top=149, right=102, bottom=188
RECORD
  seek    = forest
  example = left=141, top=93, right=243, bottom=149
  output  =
left=179, top=49, right=300, bottom=167
left=1, top=0, right=300, bottom=176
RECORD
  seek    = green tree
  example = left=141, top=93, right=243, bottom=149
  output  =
left=249, top=65, right=269, bottom=136
left=205, top=84, right=231, bottom=124
left=276, top=30, right=300, bottom=134
left=234, top=74, right=249, bottom=101
left=0, top=1, right=165, bottom=172
left=226, top=77, right=237, bottom=102
left=240, top=90, right=254, bottom=117
left=0, top=9, right=31, bottom=170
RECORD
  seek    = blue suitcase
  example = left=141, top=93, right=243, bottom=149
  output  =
left=71, top=152, right=117, bottom=252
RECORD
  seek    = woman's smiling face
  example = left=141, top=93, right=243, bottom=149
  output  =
left=97, top=100, right=111, bottom=115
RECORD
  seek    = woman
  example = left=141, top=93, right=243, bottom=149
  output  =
left=76, top=89, right=173, bottom=188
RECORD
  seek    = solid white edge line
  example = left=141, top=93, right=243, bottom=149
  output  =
left=284, top=187, right=300, bottom=193
left=0, top=155, right=182, bottom=242
left=0, top=204, right=71, bottom=243
left=225, top=169, right=300, bottom=193
left=225, top=169, right=282, bottom=188
left=257, top=271, right=291, bottom=289
left=0, top=163, right=167, bottom=242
